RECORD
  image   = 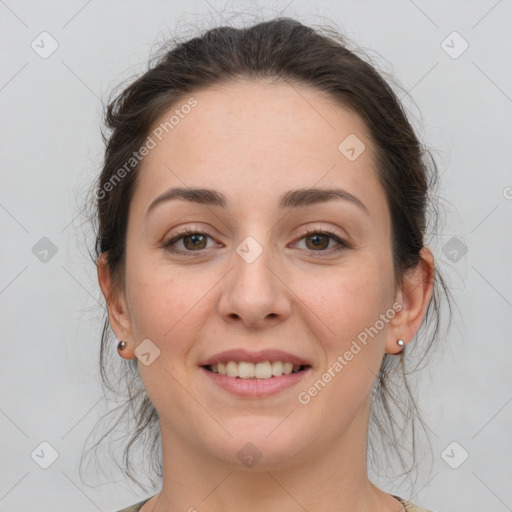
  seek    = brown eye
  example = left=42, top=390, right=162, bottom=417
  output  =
left=182, top=233, right=208, bottom=250
left=294, top=229, right=349, bottom=254
left=304, top=233, right=330, bottom=250
left=163, top=229, right=215, bottom=254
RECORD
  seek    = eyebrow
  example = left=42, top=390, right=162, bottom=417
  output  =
left=146, top=186, right=370, bottom=217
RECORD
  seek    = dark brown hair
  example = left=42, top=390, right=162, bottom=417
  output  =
left=81, top=16, right=452, bottom=493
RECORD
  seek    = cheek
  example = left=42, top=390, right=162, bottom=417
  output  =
left=125, top=259, right=215, bottom=360
left=125, top=259, right=180, bottom=339
left=301, top=269, right=391, bottom=394
left=301, top=259, right=391, bottom=345
left=294, top=263, right=394, bottom=432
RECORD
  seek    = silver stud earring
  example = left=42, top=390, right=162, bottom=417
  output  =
left=117, top=340, right=127, bottom=351
left=397, top=339, right=405, bottom=348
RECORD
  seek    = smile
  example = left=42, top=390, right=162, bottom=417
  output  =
left=204, top=360, right=310, bottom=379
left=200, top=363, right=311, bottom=397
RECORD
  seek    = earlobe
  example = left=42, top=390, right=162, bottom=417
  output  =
left=116, top=339, right=135, bottom=360
left=385, top=247, right=435, bottom=354
left=97, top=253, right=134, bottom=351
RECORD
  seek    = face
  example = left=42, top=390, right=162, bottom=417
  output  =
left=106, top=79, right=407, bottom=470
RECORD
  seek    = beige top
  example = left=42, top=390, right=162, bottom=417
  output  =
left=114, top=494, right=434, bottom=511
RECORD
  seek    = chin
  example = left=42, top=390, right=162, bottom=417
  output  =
left=205, top=420, right=310, bottom=471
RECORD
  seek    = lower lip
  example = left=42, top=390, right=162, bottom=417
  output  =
left=200, top=366, right=311, bottom=397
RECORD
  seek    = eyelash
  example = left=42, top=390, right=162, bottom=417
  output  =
left=162, top=226, right=350, bottom=256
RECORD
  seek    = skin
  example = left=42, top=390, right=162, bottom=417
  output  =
left=98, top=78, right=434, bottom=512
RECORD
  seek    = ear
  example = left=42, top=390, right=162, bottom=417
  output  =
left=97, top=253, right=134, bottom=358
left=385, top=247, right=435, bottom=354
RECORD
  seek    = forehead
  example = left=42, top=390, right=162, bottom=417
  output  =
left=132, top=79, right=386, bottom=221
left=152, top=79, right=372, bottom=165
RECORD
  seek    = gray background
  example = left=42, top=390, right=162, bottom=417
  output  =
left=1, top=1, right=511, bottom=511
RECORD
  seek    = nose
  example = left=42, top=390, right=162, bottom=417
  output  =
left=217, top=236, right=292, bottom=329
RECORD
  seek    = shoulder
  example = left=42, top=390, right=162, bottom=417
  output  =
left=113, top=496, right=153, bottom=512
left=393, top=495, right=437, bottom=512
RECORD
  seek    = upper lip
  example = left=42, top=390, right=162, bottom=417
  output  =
left=200, top=348, right=312, bottom=367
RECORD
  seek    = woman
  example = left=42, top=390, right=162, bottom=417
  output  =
left=89, top=16, right=450, bottom=512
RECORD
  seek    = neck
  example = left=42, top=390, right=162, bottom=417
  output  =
left=145, top=404, right=402, bottom=512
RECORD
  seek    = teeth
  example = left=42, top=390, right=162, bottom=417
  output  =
left=226, top=361, right=238, bottom=378
left=209, top=361, right=304, bottom=378
left=271, top=361, right=283, bottom=376
left=255, top=361, right=272, bottom=379
left=239, top=361, right=255, bottom=378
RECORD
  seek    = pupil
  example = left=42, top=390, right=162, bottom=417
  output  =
left=309, top=234, right=327, bottom=250
left=186, top=234, right=205, bottom=249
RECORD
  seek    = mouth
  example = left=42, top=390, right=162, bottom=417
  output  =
left=202, top=361, right=311, bottom=379
left=199, top=349, right=312, bottom=396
